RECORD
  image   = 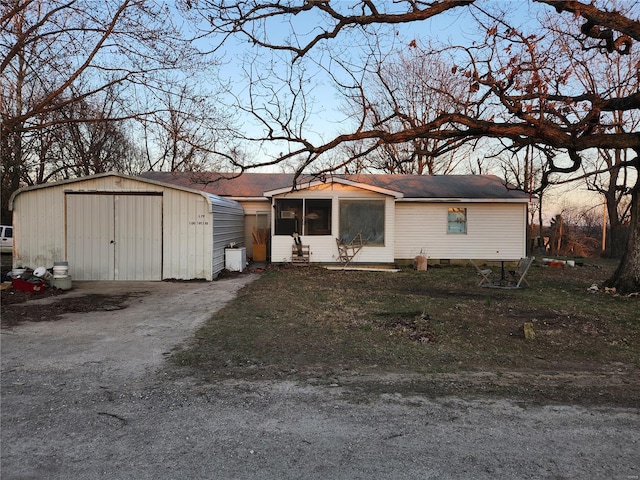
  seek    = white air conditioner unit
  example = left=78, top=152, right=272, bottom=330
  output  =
left=281, top=211, right=296, bottom=219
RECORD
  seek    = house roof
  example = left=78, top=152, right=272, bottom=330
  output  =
left=139, top=172, right=532, bottom=202
left=139, top=172, right=309, bottom=198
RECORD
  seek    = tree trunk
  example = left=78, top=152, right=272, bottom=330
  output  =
left=605, top=175, right=640, bottom=294
left=556, top=217, right=563, bottom=255
left=605, top=181, right=627, bottom=258
left=609, top=222, right=629, bottom=258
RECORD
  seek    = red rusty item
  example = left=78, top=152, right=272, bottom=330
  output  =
left=547, top=261, right=565, bottom=268
left=12, top=278, right=48, bottom=293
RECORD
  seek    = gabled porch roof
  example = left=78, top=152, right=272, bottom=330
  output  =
left=263, top=176, right=403, bottom=198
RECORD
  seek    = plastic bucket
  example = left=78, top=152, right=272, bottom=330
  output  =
left=253, top=244, right=267, bottom=262
left=53, top=261, right=69, bottom=278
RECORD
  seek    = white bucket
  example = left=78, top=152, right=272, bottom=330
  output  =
left=53, top=261, right=69, bottom=278
left=11, top=268, right=26, bottom=278
left=34, top=267, right=53, bottom=281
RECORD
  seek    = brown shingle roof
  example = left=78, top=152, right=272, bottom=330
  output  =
left=140, top=171, right=297, bottom=197
left=139, top=172, right=530, bottom=200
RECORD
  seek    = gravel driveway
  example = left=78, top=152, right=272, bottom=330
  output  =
left=2, top=277, right=639, bottom=479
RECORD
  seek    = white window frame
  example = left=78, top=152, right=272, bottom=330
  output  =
left=447, top=207, right=467, bottom=234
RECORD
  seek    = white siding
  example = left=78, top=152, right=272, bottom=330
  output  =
left=270, top=183, right=395, bottom=264
left=395, top=202, right=527, bottom=261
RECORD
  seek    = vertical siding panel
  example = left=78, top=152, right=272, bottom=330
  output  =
left=162, top=190, right=209, bottom=280
left=67, top=194, right=115, bottom=280
left=193, top=197, right=210, bottom=279
left=115, top=195, right=162, bottom=280
left=12, top=185, right=67, bottom=268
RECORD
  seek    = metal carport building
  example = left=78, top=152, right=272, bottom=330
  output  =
left=9, top=172, right=244, bottom=280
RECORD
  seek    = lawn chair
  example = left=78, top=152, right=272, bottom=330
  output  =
left=291, top=233, right=310, bottom=265
left=469, top=259, right=493, bottom=286
left=506, top=257, right=534, bottom=288
left=336, top=232, right=366, bottom=267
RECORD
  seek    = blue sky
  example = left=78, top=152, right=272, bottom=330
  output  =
left=204, top=1, right=552, bottom=150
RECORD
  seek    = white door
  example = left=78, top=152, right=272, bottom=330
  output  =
left=67, top=194, right=115, bottom=280
left=67, top=194, right=162, bottom=280
left=114, top=195, right=162, bottom=280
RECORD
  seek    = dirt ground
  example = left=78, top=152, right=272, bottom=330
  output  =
left=1, top=274, right=640, bottom=479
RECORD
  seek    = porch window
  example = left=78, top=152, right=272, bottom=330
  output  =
left=275, top=199, right=302, bottom=235
left=447, top=207, right=467, bottom=234
left=339, top=200, right=385, bottom=246
left=304, top=199, right=331, bottom=235
left=274, top=198, right=332, bottom=235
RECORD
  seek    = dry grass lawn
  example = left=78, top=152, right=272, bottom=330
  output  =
left=173, top=259, right=640, bottom=406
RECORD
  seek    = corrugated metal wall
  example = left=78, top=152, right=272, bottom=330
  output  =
left=114, top=195, right=162, bottom=280
left=394, top=202, right=526, bottom=261
left=11, top=174, right=244, bottom=281
left=12, top=185, right=67, bottom=268
left=67, top=194, right=116, bottom=280
left=162, top=189, right=213, bottom=280
left=66, top=193, right=162, bottom=280
left=211, top=195, right=245, bottom=277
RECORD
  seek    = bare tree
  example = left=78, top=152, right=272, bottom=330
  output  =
left=540, top=4, right=639, bottom=258
left=55, top=95, right=147, bottom=178
left=0, top=0, right=227, bottom=223
left=582, top=148, right=634, bottom=256
left=344, top=40, right=472, bottom=174
left=138, top=84, right=235, bottom=173
left=493, top=143, right=553, bottom=252
left=188, top=0, right=640, bottom=293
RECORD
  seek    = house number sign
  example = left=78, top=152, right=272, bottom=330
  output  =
left=188, top=214, right=209, bottom=226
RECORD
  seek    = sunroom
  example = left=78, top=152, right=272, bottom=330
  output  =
left=265, top=178, right=402, bottom=265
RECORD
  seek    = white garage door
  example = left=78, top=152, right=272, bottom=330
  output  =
left=67, top=193, right=162, bottom=280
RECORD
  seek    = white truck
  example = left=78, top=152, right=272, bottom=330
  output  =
left=1, top=225, right=13, bottom=254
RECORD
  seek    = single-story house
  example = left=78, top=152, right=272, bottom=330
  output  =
left=9, top=173, right=244, bottom=280
left=140, top=172, right=533, bottom=265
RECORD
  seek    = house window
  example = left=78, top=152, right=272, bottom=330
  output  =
left=255, top=211, right=269, bottom=229
left=447, top=207, right=467, bottom=234
left=339, top=200, right=385, bottom=246
left=274, top=198, right=332, bottom=236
